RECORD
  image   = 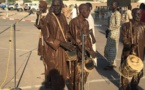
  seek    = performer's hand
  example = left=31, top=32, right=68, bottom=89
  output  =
left=131, top=44, right=138, bottom=50
left=131, top=44, right=138, bottom=54
left=60, top=41, right=75, bottom=51
left=77, top=45, right=82, bottom=52
left=88, top=50, right=97, bottom=58
left=89, top=29, right=96, bottom=44
left=86, top=48, right=97, bottom=58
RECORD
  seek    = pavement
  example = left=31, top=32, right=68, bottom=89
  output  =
left=0, top=9, right=145, bottom=90
left=0, top=9, right=36, bottom=22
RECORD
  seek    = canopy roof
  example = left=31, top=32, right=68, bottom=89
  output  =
left=107, top=0, right=131, bottom=7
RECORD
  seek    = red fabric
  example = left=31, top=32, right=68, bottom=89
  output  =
left=141, top=10, right=145, bottom=23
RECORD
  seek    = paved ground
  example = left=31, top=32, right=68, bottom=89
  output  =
left=0, top=9, right=36, bottom=22
left=0, top=9, right=145, bottom=90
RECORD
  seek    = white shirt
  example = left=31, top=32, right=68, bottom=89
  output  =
left=125, top=10, right=132, bottom=22
left=71, top=8, right=77, bottom=19
left=86, top=14, right=96, bottom=49
left=86, top=14, right=97, bottom=65
left=87, top=14, right=95, bottom=32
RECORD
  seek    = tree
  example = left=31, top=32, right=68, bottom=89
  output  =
left=8, top=0, right=15, bottom=3
left=46, top=0, right=52, bottom=5
left=131, top=0, right=139, bottom=2
left=23, top=0, right=31, bottom=3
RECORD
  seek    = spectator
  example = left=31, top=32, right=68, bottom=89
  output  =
left=101, top=7, right=105, bottom=19
left=94, top=6, right=99, bottom=19
left=125, top=4, right=132, bottom=22
left=104, top=1, right=121, bottom=70
left=62, top=4, right=68, bottom=17
left=71, top=4, right=78, bottom=19
left=140, top=3, right=145, bottom=23
left=86, top=2, right=97, bottom=66
left=139, top=3, right=144, bottom=10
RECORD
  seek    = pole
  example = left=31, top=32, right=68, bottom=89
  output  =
left=16, top=52, right=32, bottom=88
left=14, top=24, right=16, bottom=89
left=11, top=25, right=21, bottom=90
left=0, top=11, right=32, bottom=90
left=81, top=31, right=91, bottom=90
left=81, top=34, right=85, bottom=90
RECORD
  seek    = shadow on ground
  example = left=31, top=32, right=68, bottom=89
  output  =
left=39, top=68, right=72, bottom=90
left=95, top=50, right=120, bottom=88
left=95, top=51, right=145, bottom=90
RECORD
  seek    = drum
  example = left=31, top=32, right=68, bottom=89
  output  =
left=66, top=50, right=77, bottom=61
left=120, top=55, right=144, bottom=78
left=77, top=58, right=95, bottom=73
left=84, top=59, right=95, bottom=72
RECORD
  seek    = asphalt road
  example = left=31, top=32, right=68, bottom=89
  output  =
left=0, top=18, right=145, bottom=90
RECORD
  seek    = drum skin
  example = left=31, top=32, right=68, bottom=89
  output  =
left=120, top=55, right=144, bottom=78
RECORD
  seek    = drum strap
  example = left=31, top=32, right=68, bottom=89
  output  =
left=52, top=13, right=67, bottom=42
left=52, top=13, right=73, bottom=75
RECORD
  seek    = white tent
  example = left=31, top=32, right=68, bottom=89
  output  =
left=138, top=0, right=145, bottom=3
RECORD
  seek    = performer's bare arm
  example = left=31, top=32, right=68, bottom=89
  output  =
left=89, top=29, right=96, bottom=44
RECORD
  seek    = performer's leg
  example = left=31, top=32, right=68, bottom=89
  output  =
left=38, top=37, right=44, bottom=61
left=42, top=47, right=47, bottom=82
left=130, top=70, right=143, bottom=90
left=75, top=63, right=81, bottom=90
left=73, top=61, right=84, bottom=90
left=84, top=71, right=89, bottom=84
left=73, top=61, right=79, bottom=90
left=121, top=76, right=130, bottom=90
left=130, top=77, right=139, bottom=90
left=76, top=66, right=89, bottom=90
left=38, top=38, right=42, bottom=56
left=68, top=61, right=75, bottom=90
left=76, top=71, right=89, bottom=90
left=92, top=43, right=97, bottom=66
left=43, top=61, right=47, bottom=80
